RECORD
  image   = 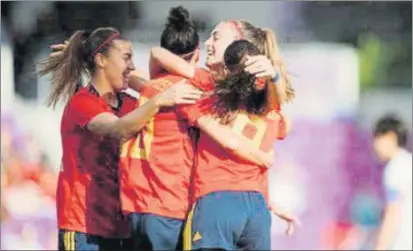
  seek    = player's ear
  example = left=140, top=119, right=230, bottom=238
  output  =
left=94, top=53, right=107, bottom=69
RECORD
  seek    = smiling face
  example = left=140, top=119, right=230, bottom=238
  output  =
left=204, top=22, right=239, bottom=67
left=102, top=39, right=135, bottom=91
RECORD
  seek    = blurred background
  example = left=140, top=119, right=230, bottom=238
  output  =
left=1, top=1, right=411, bottom=250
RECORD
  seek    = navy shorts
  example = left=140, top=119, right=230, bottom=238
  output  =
left=130, top=212, right=184, bottom=250
left=58, top=229, right=131, bottom=251
left=183, top=191, right=271, bottom=250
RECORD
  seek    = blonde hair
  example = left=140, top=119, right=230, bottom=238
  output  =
left=228, top=20, right=295, bottom=104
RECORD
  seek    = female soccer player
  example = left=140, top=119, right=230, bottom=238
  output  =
left=38, top=27, right=202, bottom=251
left=182, top=40, right=286, bottom=250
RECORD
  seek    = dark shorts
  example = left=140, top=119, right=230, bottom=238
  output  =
left=130, top=212, right=184, bottom=250
left=58, top=229, right=132, bottom=251
left=183, top=191, right=271, bottom=250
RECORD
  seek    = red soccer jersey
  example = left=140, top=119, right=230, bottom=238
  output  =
left=184, top=97, right=286, bottom=205
left=58, top=86, right=136, bottom=238
left=177, top=69, right=286, bottom=205
left=120, top=69, right=213, bottom=220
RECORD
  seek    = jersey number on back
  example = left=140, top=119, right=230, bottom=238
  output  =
left=120, top=96, right=155, bottom=160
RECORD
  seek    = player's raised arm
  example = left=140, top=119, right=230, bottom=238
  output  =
left=150, top=46, right=196, bottom=79
left=128, top=69, right=150, bottom=92
left=244, top=28, right=295, bottom=104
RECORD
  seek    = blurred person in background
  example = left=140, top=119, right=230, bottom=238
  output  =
left=372, top=114, right=412, bottom=250
left=1, top=114, right=58, bottom=250
left=37, top=26, right=202, bottom=250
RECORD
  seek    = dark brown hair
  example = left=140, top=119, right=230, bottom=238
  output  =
left=160, top=6, right=199, bottom=56
left=213, top=40, right=269, bottom=123
left=374, top=114, right=408, bottom=147
left=229, top=20, right=295, bottom=104
left=38, top=27, right=123, bottom=108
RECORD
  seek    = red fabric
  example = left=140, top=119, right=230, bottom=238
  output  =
left=120, top=72, right=208, bottom=220
left=176, top=68, right=215, bottom=126
left=191, top=99, right=286, bottom=205
left=190, top=68, right=215, bottom=91
left=176, top=68, right=286, bottom=206
left=57, top=87, right=136, bottom=238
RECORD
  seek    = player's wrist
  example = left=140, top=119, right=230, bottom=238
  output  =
left=272, top=71, right=280, bottom=84
left=150, top=95, right=163, bottom=109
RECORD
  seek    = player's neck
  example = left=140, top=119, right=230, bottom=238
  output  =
left=90, top=74, right=117, bottom=106
left=208, top=63, right=226, bottom=82
left=388, top=147, right=405, bottom=160
left=91, top=70, right=114, bottom=92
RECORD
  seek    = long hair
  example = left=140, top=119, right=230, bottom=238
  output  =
left=213, top=40, right=270, bottom=123
left=37, top=27, right=123, bottom=108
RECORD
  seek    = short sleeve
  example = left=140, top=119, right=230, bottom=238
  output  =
left=177, top=97, right=214, bottom=126
left=177, top=69, right=214, bottom=126
left=68, top=94, right=110, bottom=128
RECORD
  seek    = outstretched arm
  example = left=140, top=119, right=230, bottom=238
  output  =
left=196, top=115, right=273, bottom=168
left=85, top=82, right=202, bottom=142
left=128, top=69, right=150, bottom=92
left=150, top=47, right=195, bottom=79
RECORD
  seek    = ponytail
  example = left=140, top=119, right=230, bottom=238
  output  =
left=261, top=28, right=295, bottom=104
left=38, top=30, right=89, bottom=108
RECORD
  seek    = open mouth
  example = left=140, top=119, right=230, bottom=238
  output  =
left=207, top=50, right=214, bottom=56
left=123, top=72, right=130, bottom=80
left=206, top=46, right=214, bottom=57
left=122, top=72, right=130, bottom=87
